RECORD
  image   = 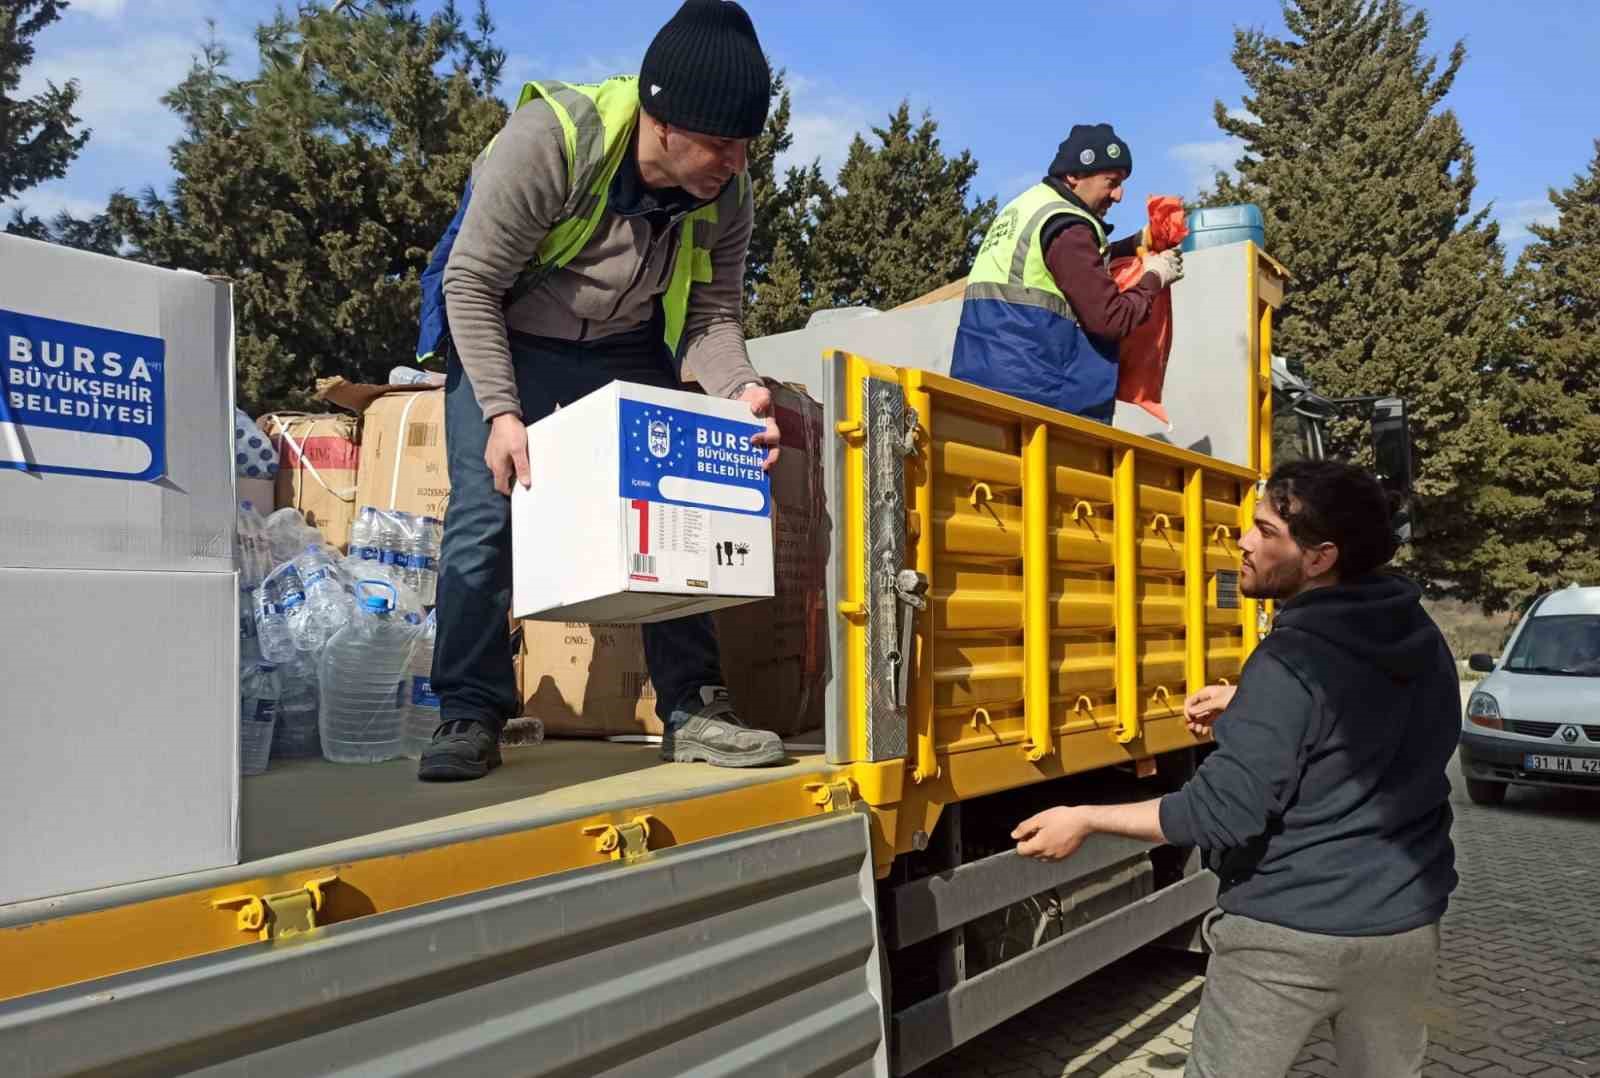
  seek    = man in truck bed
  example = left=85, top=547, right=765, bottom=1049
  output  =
left=1013, top=460, right=1460, bottom=1077
left=951, top=124, right=1183, bottom=422
left=414, top=0, right=785, bottom=781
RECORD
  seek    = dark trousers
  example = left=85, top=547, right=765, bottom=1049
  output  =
left=431, top=329, right=723, bottom=733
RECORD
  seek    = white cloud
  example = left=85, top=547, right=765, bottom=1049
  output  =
left=1169, top=137, right=1246, bottom=192
left=779, top=75, right=874, bottom=181
left=1498, top=197, right=1558, bottom=245
left=17, top=32, right=228, bottom=157
left=67, top=0, right=128, bottom=17
left=0, top=187, right=105, bottom=222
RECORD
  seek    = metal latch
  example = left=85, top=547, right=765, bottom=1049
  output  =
left=804, top=779, right=857, bottom=813
left=583, top=815, right=658, bottom=863
left=890, top=569, right=929, bottom=707
left=212, top=874, right=338, bottom=941
left=900, top=409, right=922, bottom=457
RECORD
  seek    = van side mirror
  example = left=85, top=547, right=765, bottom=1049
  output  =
left=1468, top=653, right=1496, bottom=674
left=1371, top=397, right=1415, bottom=544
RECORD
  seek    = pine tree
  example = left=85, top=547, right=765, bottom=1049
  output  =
left=1203, top=0, right=1514, bottom=602
left=1488, top=141, right=1600, bottom=604
left=743, top=70, right=828, bottom=337
left=1, top=0, right=88, bottom=201
left=108, top=1, right=507, bottom=415
left=808, top=102, right=995, bottom=313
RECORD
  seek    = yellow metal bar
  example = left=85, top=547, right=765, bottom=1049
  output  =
left=1259, top=279, right=1275, bottom=478
left=0, top=766, right=859, bottom=1004
left=907, top=371, right=939, bottom=783
left=1022, top=420, right=1053, bottom=762
left=1241, top=480, right=1261, bottom=654
left=839, top=353, right=870, bottom=762
left=1112, top=446, right=1140, bottom=744
left=1183, top=466, right=1207, bottom=696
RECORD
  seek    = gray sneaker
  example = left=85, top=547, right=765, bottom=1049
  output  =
left=662, top=687, right=785, bottom=768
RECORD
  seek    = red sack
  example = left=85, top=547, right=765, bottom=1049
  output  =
left=1112, top=196, right=1189, bottom=425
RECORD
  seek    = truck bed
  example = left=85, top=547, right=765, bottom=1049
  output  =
left=241, top=739, right=825, bottom=861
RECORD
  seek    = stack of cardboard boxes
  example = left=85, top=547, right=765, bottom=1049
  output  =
left=0, top=235, right=240, bottom=905
left=264, top=374, right=828, bottom=741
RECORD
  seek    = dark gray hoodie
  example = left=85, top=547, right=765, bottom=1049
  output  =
left=1159, top=573, right=1460, bottom=936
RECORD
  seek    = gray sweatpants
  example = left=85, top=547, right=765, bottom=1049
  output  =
left=1186, top=910, right=1440, bottom=1078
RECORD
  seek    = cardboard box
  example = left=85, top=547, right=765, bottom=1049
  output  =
left=319, top=379, right=450, bottom=520
left=518, top=619, right=660, bottom=736
left=0, top=235, right=236, bottom=572
left=519, top=381, right=828, bottom=740
left=511, top=382, right=774, bottom=622
left=0, top=567, right=238, bottom=905
left=237, top=475, right=276, bottom=512
left=258, top=411, right=360, bottom=550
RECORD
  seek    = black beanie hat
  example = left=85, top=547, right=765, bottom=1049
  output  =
left=1049, top=123, right=1133, bottom=178
left=640, top=0, right=771, bottom=139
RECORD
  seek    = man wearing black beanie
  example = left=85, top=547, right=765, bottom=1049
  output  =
left=415, top=1, right=787, bottom=781
left=952, top=123, right=1184, bottom=423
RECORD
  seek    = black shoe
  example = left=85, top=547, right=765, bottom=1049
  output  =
left=661, top=687, right=786, bottom=768
left=418, top=719, right=502, bottom=782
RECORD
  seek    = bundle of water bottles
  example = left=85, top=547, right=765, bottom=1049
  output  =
left=235, top=502, right=441, bottom=773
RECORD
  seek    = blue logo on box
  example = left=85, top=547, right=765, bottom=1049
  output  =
left=1, top=307, right=166, bottom=481
left=618, top=398, right=769, bottom=516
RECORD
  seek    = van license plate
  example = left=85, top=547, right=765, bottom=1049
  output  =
left=1524, top=754, right=1600, bottom=775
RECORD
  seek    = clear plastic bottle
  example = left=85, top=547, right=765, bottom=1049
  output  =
left=265, top=507, right=321, bottom=565
left=290, top=543, right=352, bottom=651
left=256, top=562, right=305, bottom=664
left=240, top=663, right=280, bottom=775
left=319, top=579, right=421, bottom=764
left=349, top=506, right=381, bottom=564
left=400, top=611, right=440, bottom=758
left=271, top=651, right=322, bottom=760
left=239, top=585, right=263, bottom=669
left=405, top=516, right=442, bottom=606
left=236, top=501, right=267, bottom=588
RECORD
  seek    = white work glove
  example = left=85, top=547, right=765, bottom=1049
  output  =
left=1142, top=249, right=1184, bottom=288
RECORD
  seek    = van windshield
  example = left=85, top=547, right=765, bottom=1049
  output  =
left=1504, top=614, right=1600, bottom=677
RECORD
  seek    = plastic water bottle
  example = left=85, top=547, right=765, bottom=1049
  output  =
left=350, top=506, right=381, bottom=564
left=388, top=366, right=434, bottom=385
left=405, top=516, right=442, bottom=606
left=400, top=612, right=440, bottom=758
left=236, top=502, right=268, bottom=588
left=271, top=652, right=322, bottom=760
left=265, top=507, right=321, bottom=565
left=240, top=663, right=280, bottom=775
left=239, top=586, right=263, bottom=669
left=319, top=579, right=421, bottom=764
left=256, top=562, right=305, bottom=664
left=291, top=543, right=352, bottom=651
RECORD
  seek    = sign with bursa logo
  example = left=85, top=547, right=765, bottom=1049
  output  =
left=617, top=398, right=769, bottom=517
left=1, top=307, right=166, bottom=482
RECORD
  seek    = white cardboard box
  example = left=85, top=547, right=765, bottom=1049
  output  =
left=0, top=234, right=237, bottom=572
left=0, top=568, right=239, bottom=906
left=512, top=382, right=775, bottom=623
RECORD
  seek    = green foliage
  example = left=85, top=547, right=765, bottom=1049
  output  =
left=108, top=1, right=507, bottom=414
left=1201, top=0, right=1516, bottom=605
left=742, top=70, right=829, bottom=338
left=0, top=0, right=86, bottom=201
left=809, top=102, right=995, bottom=313
left=1491, top=141, right=1600, bottom=603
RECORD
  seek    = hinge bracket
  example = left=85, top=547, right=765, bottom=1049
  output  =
left=213, top=874, right=338, bottom=941
left=583, top=815, right=658, bottom=863
left=804, top=779, right=857, bottom=813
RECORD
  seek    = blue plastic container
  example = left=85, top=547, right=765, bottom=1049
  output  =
left=1180, top=203, right=1265, bottom=252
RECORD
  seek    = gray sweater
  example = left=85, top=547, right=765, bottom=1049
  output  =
left=442, top=99, right=760, bottom=421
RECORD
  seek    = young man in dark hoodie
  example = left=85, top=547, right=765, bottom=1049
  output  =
left=1012, top=460, right=1459, bottom=1077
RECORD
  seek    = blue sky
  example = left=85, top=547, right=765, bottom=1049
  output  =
left=9, top=0, right=1598, bottom=259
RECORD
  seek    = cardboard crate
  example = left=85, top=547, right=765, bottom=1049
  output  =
left=318, top=379, right=449, bottom=520
left=1, top=234, right=236, bottom=573
left=511, top=381, right=774, bottom=623
left=258, top=411, right=359, bottom=550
